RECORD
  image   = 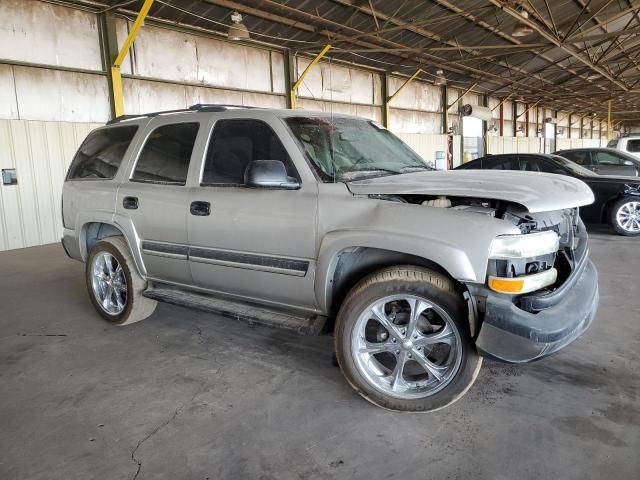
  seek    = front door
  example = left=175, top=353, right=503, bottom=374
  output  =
left=187, top=118, right=318, bottom=310
left=116, top=120, right=200, bottom=285
left=592, top=151, right=637, bottom=176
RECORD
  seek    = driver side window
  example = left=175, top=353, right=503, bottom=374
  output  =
left=202, top=119, right=297, bottom=185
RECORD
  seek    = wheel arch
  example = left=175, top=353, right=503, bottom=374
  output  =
left=601, top=192, right=640, bottom=224
left=80, top=219, right=146, bottom=278
left=315, top=231, right=478, bottom=317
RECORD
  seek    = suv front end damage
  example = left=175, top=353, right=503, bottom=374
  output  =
left=471, top=207, right=598, bottom=363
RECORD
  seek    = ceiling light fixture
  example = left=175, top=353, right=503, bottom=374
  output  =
left=512, top=9, right=534, bottom=37
left=434, top=69, right=447, bottom=86
left=228, top=12, right=250, bottom=41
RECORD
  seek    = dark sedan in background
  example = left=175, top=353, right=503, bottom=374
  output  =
left=554, top=148, right=640, bottom=176
left=456, top=153, right=640, bottom=236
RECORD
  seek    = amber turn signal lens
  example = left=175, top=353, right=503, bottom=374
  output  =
left=488, top=268, right=558, bottom=295
left=488, top=277, right=525, bottom=294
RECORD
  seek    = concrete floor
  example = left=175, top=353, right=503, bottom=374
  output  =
left=1, top=226, right=639, bottom=480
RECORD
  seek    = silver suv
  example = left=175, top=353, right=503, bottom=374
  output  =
left=62, top=105, right=599, bottom=411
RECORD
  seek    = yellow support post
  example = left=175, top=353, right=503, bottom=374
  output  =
left=447, top=82, right=478, bottom=110
left=385, top=68, right=423, bottom=125
left=490, top=93, right=513, bottom=112
left=515, top=100, right=541, bottom=120
left=607, top=99, right=612, bottom=141
left=111, top=0, right=155, bottom=117
left=290, top=44, right=332, bottom=109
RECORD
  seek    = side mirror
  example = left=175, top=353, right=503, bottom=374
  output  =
left=244, top=160, right=300, bottom=190
left=623, top=160, right=634, bottom=166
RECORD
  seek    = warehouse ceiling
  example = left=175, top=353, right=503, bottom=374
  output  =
left=84, top=0, right=640, bottom=120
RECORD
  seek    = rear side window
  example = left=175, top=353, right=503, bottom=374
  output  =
left=519, top=157, right=556, bottom=173
left=132, top=123, right=199, bottom=185
left=487, top=156, right=516, bottom=170
left=67, top=126, right=138, bottom=180
left=627, top=140, right=640, bottom=153
left=561, top=151, right=590, bottom=165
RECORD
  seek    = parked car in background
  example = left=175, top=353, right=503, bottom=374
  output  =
left=456, top=153, right=640, bottom=236
left=554, top=148, right=640, bottom=176
left=62, top=106, right=598, bottom=412
left=607, top=136, right=640, bottom=160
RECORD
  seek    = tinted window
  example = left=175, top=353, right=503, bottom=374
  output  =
left=202, top=119, right=296, bottom=185
left=607, top=140, right=617, bottom=148
left=132, top=123, right=198, bottom=185
left=561, top=151, right=591, bottom=166
left=627, top=140, right=640, bottom=153
left=594, top=151, right=627, bottom=165
left=487, top=157, right=516, bottom=170
left=519, top=157, right=556, bottom=173
left=67, top=126, right=138, bottom=180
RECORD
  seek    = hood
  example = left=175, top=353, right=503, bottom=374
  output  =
left=347, top=170, right=594, bottom=213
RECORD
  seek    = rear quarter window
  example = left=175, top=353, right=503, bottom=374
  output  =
left=67, top=126, right=138, bottom=180
left=627, top=140, right=640, bottom=153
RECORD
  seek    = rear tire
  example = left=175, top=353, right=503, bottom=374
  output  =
left=335, top=266, right=481, bottom=412
left=610, top=197, right=640, bottom=236
left=85, top=236, right=157, bottom=325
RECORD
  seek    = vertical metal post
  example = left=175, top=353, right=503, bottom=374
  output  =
left=512, top=101, right=517, bottom=137
left=441, top=85, right=448, bottom=135
left=284, top=50, right=295, bottom=109
left=525, top=103, right=529, bottom=137
left=382, top=73, right=390, bottom=128
left=568, top=113, right=572, bottom=139
left=607, top=99, right=612, bottom=141
left=482, top=94, right=488, bottom=155
left=499, top=100, right=504, bottom=137
left=98, top=12, right=119, bottom=119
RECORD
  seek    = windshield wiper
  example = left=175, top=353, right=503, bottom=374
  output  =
left=338, top=168, right=399, bottom=180
left=400, top=165, right=435, bottom=172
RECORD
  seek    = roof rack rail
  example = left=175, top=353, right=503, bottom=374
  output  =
left=106, top=104, right=256, bottom=125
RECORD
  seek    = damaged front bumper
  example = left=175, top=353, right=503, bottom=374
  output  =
left=473, top=251, right=598, bottom=363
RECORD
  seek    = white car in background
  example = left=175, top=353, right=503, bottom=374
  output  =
left=607, top=136, right=640, bottom=159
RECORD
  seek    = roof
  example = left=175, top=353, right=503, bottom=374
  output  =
left=80, top=0, right=640, bottom=124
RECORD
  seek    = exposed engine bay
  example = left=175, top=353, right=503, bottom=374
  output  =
left=369, top=193, right=585, bottom=295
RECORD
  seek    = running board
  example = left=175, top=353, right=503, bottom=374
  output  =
left=143, top=286, right=327, bottom=336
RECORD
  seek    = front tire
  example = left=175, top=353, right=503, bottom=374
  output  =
left=610, top=197, right=640, bottom=236
left=335, top=266, right=481, bottom=412
left=85, top=236, right=157, bottom=325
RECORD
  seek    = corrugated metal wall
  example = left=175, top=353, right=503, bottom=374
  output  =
left=0, top=120, right=100, bottom=251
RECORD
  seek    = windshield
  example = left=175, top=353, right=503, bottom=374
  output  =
left=285, top=116, right=434, bottom=181
left=550, top=155, right=597, bottom=177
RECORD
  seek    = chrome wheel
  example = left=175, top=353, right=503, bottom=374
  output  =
left=351, top=294, right=462, bottom=399
left=616, top=201, right=640, bottom=233
left=91, top=252, right=127, bottom=315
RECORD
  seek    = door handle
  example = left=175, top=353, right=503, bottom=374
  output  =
left=190, top=201, right=211, bottom=216
left=123, top=196, right=138, bottom=210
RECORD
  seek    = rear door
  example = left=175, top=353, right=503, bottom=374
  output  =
left=115, top=118, right=201, bottom=285
left=186, top=116, right=318, bottom=310
left=559, top=151, right=595, bottom=172
left=484, top=155, right=518, bottom=170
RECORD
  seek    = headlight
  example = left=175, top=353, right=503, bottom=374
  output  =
left=489, top=231, right=559, bottom=259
